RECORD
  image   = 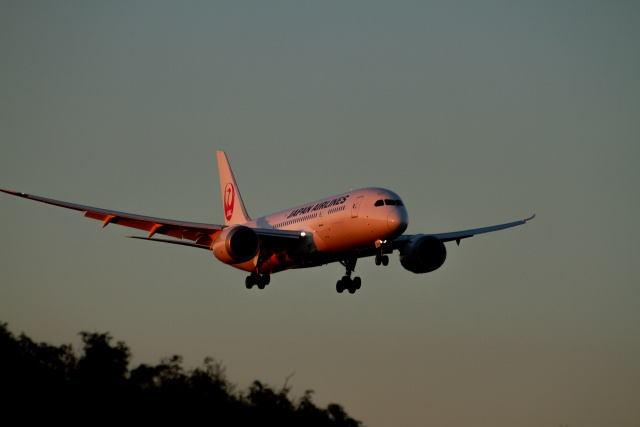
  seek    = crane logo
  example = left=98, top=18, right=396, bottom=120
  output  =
left=224, top=182, right=235, bottom=221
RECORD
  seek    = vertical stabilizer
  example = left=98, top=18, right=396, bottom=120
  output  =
left=217, top=151, right=251, bottom=226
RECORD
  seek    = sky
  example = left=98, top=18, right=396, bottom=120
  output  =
left=1, top=1, right=639, bottom=426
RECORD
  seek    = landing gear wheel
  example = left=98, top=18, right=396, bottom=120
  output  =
left=375, top=255, right=389, bottom=266
left=246, top=273, right=270, bottom=289
left=245, top=276, right=254, bottom=289
left=337, top=256, right=360, bottom=294
left=336, top=276, right=362, bottom=294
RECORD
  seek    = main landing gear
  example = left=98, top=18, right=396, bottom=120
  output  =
left=336, top=257, right=361, bottom=294
left=245, top=272, right=270, bottom=289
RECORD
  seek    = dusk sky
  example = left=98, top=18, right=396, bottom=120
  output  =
left=1, top=2, right=639, bottom=426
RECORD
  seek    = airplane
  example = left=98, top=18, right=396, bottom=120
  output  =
left=1, top=151, right=534, bottom=294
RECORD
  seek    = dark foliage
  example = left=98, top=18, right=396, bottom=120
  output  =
left=0, top=322, right=362, bottom=426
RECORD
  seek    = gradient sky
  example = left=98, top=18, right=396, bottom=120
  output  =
left=1, top=2, right=639, bottom=426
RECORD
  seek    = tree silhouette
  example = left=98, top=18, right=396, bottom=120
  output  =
left=75, top=332, right=130, bottom=391
left=0, top=322, right=363, bottom=426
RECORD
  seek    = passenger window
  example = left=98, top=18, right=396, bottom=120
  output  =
left=374, top=200, right=384, bottom=207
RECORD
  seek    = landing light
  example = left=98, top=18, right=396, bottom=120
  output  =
left=300, top=232, right=307, bottom=237
left=374, top=239, right=387, bottom=248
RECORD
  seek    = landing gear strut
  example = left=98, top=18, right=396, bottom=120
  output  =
left=336, top=257, right=361, bottom=294
left=245, top=272, right=270, bottom=289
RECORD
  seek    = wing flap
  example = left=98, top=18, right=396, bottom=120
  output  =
left=126, top=235, right=213, bottom=250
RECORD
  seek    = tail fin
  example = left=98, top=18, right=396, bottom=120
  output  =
left=217, top=151, right=251, bottom=225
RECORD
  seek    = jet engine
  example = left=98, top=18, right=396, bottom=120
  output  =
left=212, top=225, right=259, bottom=264
left=399, top=235, right=447, bottom=273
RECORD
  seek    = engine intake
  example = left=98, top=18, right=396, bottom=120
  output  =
left=399, top=235, right=447, bottom=274
left=212, top=225, right=259, bottom=264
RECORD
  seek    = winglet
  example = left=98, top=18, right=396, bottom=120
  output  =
left=216, top=151, right=251, bottom=226
left=1, top=189, right=29, bottom=198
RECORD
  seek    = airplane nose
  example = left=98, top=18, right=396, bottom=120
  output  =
left=387, top=208, right=408, bottom=235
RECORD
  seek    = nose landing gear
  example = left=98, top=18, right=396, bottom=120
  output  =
left=374, top=239, right=391, bottom=266
left=374, top=254, right=389, bottom=266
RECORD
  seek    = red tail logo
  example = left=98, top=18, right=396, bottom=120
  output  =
left=224, top=182, right=235, bottom=221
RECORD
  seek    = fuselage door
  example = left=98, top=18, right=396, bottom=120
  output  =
left=351, top=196, right=364, bottom=218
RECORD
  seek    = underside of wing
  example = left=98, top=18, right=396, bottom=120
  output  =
left=252, top=228, right=305, bottom=239
left=1, top=188, right=224, bottom=246
left=394, top=214, right=535, bottom=246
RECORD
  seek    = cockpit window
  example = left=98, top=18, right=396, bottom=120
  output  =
left=376, top=199, right=404, bottom=207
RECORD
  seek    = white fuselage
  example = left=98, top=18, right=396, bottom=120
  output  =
left=232, top=187, right=409, bottom=273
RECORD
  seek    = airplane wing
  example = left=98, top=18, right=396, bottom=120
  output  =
left=0, top=188, right=225, bottom=246
left=393, top=214, right=535, bottom=246
left=1, top=188, right=306, bottom=251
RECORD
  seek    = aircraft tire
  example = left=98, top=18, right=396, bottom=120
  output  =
left=336, top=279, right=345, bottom=293
left=245, top=277, right=253, bottom=289
left=353, top=276, right=361, bottom=290
left=382, top=255, right=389, bottom=266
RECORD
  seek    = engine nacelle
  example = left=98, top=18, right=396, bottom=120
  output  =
left=212, top=225, right=259, bottom=264
left=399, top=235, right=447, bottom=274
